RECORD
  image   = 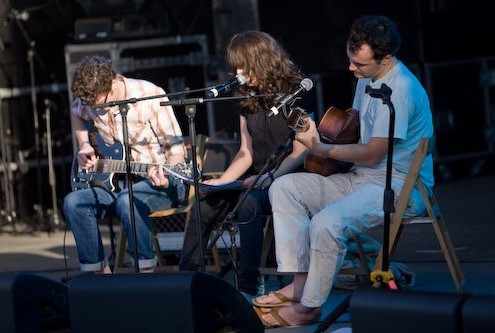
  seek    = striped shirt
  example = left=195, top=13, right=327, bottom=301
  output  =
left=72, top=76, right=186, bottom=164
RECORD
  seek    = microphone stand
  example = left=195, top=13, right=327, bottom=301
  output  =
left=14, top=11, right=48, bottom=231
left=314, top=83, right=396, bottom=333
left=365, top=83, right=398, bottom=288
left=118, top=102, right=140, bottom=273
left=160, top=97, right=204, bottom=271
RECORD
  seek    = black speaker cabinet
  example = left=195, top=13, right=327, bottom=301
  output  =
left=68, top=271, right=263, bottom=333
left=0, top=272, right=70, bottom=333
left=425, top=59, right=490, bottom=162
left=350, top=287, right=464, bottom=333
left=462, top=295, right=495, bottom=333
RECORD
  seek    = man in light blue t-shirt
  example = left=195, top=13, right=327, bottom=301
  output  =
left=253, top=15, right=434, bottom=328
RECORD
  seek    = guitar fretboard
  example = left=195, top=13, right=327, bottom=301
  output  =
left=94, top=159, right=168, bottom=175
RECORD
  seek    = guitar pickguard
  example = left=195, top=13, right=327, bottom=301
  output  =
left=70, top=133, right=124, bottom=192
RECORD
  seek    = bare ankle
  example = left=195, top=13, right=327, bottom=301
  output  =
left=139, top=267, right=154, bottom=273
left=97, top=266, right=113, bottom=274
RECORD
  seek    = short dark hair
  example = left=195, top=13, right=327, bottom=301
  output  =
left=347, top=15, right=402, bottom=61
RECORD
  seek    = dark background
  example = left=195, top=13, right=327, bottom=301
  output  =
left=0, top=0, right=494, bottom=221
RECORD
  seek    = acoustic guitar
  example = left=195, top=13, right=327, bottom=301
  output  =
left=303, top=106, right=360, bottom=176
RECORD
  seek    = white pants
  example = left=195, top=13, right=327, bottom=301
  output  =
left=268, top=168, right=426, bottom=308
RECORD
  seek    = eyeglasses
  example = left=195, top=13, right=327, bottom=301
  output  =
left=80, top=91, right=110, bottom=109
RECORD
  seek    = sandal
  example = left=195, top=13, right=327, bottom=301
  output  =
left=253, top=306, right=290, bottom=328
left=253, top=305, right=321, bottom=329
left=252, top=291, right=296, bottom=308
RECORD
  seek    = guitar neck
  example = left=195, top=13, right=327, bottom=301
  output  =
left=94, top=159, right=170, bottom=175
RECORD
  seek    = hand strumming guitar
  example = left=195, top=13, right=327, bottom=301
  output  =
left=296, top=117, right=323, bottom=151
left=77, top=142, right=97, bottom=171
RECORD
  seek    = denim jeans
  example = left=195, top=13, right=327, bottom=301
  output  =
left=179, top=188, right=271, bottom=295
left=63, top=177, right=185, bottom=271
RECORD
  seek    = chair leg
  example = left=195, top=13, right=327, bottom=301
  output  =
left=260, top=215, right=274, bottom=269
left=114, top=230, right=126, bottom=272
left=106, top=218, right=117, bottom=270
left=114, top=230, right=165, bottom=271
left=431, top=214, right=465, bottom=293
left=373, top=220, right=405, bottom=273
left=152, top=232, right=165, bottom=267
left=417, top=182, right=465, bottom=293
left=352, top=232, right=371, bottom=281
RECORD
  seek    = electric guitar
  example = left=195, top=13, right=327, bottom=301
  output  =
left=70, top=133, right=194, bottom=192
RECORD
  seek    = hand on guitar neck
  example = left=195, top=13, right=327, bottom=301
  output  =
left=71, top=138, right=194, bottom=192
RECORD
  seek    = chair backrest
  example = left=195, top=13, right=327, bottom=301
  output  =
left=371, top=136, right=465, bottom=292
left=391, top=137, right=433, bottom=224
left=372, top=137, right=432, bottom=265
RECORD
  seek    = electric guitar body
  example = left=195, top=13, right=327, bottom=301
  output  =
left=70, top=132, right=193, bottom=192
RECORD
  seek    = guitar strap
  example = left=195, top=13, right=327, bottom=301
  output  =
left=89, top=178, right=116, bottom=200
left=148, top=120, right=166, bottom=152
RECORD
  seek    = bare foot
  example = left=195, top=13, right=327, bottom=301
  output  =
left=98, top=265, right=112, bottom=274
left=253, top=283, right=300, bottom=306
left=260, top=303, right=321, bottom=327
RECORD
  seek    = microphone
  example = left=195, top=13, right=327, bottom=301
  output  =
left=365, top=83, right=392, bottom=99
left=44, top=98, right=57, bottom=110
left=207, top=74, right=246, bottom=98
left=268, top=78, right=313, bottom=116
left=7, top=9, right=29, bottom=22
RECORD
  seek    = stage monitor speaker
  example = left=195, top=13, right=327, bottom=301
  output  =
left=462, top=295, right=495, bottom=333
left=0, top=272, right=70, bottom=333
left=68, top=271, right=264, bottom=333
left=350, top=287, right=464, bottom=333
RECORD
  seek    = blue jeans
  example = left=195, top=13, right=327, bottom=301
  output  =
left=63, top=177, right=185, bottom=271
left=179, top=188, right=271, bottom=295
